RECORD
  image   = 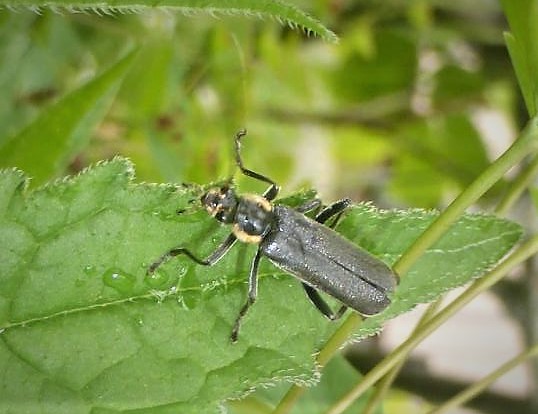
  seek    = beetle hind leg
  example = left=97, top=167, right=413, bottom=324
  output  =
left=295, top=198, right=322, bottom=215
left=300, top=199, right=351, bottom=320
left=315, top=198, right=351, bottom=225
left=302, top=283, right=347, bottom=320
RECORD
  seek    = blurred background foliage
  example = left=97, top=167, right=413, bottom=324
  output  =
left=0, top=0, right=519, bottom=210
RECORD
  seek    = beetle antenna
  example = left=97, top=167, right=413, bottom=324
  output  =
left=233, top=129, right=280, bottom=201
left=233, top=129, right=248, bottom=173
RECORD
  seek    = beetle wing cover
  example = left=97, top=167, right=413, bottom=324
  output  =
left=260, top=206, right=397, bottom=315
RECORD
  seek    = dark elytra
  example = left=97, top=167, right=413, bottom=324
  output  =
left=148, top=130, right=398, bottom=342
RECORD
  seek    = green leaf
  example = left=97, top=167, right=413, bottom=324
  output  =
left=501, top=0, right=538, bottom=117
left=332, top=29, right=417, bottom=102
left=391, top=114, right=491, bottom=206
left=389, top=154, right=445, bottom=208
left=2, top=0, right=337, bottom=43
left=119, top=41, right=174, bottom=123
left=336, top=204, right=523, bottom=340
left=529, top=187, right=538, bottom=211
left=228, top=355, right=374, bottom=414
left=433, top=65, right=485, bottom=105
left=0, top=159, right=522, bottom=412
left=0, top=51, right=136, bottom=186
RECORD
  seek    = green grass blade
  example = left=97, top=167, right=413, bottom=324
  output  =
left=501, top=0, right=538, bottom=116
left=0, top=51, right=136, bottom=185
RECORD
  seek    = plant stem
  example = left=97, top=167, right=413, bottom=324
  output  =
left=394, top=118, right=538, bottom=275
left=353, top=118, right=538, bottom=414
left=495, top=154, right=538, bottom=215
left=361, top=299, right=443, bottom=414
left=362, top=149, right=538, bottom=414
left=271, top=314, right=362, bottom=414
left=425, top=342, right=538, bottom=414
left=227, top=395, right=274, bottom=414
left=273, top=117, right=538, bottom=414
left=326, top=234, right=538, bottom=414
left=317, top=313, right=363, bottom=366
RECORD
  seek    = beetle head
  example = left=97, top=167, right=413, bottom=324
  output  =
left=201, top=184, right=238, bottom=224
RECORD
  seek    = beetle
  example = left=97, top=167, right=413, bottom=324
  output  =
left=148, top=130, right=398, bottom=342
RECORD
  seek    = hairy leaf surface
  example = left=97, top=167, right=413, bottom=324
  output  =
left=0, top=159, right=523, bottom=412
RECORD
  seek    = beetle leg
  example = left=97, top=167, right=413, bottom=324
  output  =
left=234, top=129, right=281, bottom=201
left=147, top=233, right=237, bottom=274
left=315, top=198, right=351, bottom=225
left=295, top=198, right=322, bottom=214
left=230, top=246, right=263, bottom=343
left=300, top=198, right=352, bottom=319
left=302, top=283, right=347, bottom=320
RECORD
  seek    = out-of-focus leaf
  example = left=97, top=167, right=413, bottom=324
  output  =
left=433, top=65, right=485, bottom=105
left=502, top=0, right=538, bottom=117
left=332, top=30, right=417, bottom=103
left=0, top=51, right=136, bottom=185
left=529, top=187, right=538, bottom=210
left=389, top=154, right=445, bottom=208
left=120, top=40, right=174, bottom=123
left=391, top=114, right=490, bottom=206
left=0, top=14, right=84, bottom=139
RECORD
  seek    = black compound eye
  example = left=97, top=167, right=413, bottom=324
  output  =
left=201, top=192, right=214, bottom=207
left=216, top=210, right=231, bottom=222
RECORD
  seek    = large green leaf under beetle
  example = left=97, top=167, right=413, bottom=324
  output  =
left=0, top=159, right=522, bottom=413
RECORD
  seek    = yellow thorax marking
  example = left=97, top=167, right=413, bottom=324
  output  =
left=231, top=194, right=272, bottom=244
left=232, top=225, right=263, bottom=244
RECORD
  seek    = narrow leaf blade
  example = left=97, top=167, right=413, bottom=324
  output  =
left=0, top=51, right=136, bottom=185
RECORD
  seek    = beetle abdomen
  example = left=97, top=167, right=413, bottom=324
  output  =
left=260, top=205, right=397, bottom=315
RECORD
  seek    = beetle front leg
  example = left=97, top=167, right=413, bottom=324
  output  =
left=230, top=247, right=263, bottom=343
left=147, top=233, right=237, bottom=274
